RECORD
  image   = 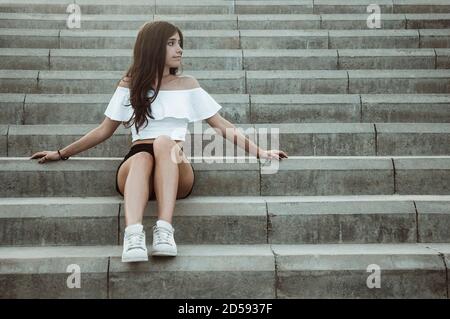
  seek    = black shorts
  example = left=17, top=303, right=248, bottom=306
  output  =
left=115, top=143, right=195, bottom=200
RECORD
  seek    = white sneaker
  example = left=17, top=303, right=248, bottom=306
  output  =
left=151, top=220, right=177, bottom=256
left=121, top=223, right=148, bottom=262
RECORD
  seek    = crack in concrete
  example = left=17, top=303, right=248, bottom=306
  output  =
left=413, top=201, right=420, bottom=243
left=107, top=257, right=111, bottom=299
left=434, top=48, right=438, bottom=69
left=269, top=243, right=279, bottom=299
left=391, top=158, right=397, bottom=194
left=319, top=10, right=323, bottom=30
left=359, top=94, right=363, bottom=123
left=238, top=28, right=242, bottom=51
left=312, top=133, right=316, bottom=156
left=22, top=94, right=26, bottom=125
left=36, top=70, right=40, bottom=93
left=6, top=125, right=9, bottom=157
left=418, top=29, right=422, bottom=49
left=439, top=252, right=450, bottom=299
left=421, top=244, right=449, bottom=299
left=327, top=30, right=330, bottom=50
left=442, top=253, right=449, bottom=299
left=265, top=199, right=277, bottom=298
left=346, top=70, right=349, bottom=94
left=265, top=200, right=270, bottom=244
left=58, top=29, right=61, bottom=50
left=336, top=48, right=340, bottom=70
left=374, top=123, right=378, bottom=155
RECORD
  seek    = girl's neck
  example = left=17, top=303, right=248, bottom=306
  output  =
left=153, top=74, right=177, bottom=88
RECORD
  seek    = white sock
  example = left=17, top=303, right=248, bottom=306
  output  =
left=125, top=223, right=143, bottom=234
left=156, top=219, right=173, bottom=231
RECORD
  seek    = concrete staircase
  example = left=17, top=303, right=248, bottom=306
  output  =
left=0, top=0, right=450, bottom=298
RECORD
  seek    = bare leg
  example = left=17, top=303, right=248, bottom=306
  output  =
left=123, top=153, right=154, bottom=226
left=153, top=137, right=180, bottom=225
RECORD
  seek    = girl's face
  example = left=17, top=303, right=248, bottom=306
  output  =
left=166, top=32, right=183, bottom=68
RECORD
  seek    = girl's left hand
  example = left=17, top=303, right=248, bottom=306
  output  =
left=257, top=149, right=288, bottom=161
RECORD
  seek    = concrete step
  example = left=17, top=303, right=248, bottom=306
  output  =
left=375, top=123, right=450, bottom=155
left=251, top=93, right=450, bottom=123
left=1, top=0, right=449, bottom=15
left=2, top=13, right=450, bottom=30
left=0, top=92, right=251, bottom=125
left=0, top=243, right=448, bottom=298
left=1, top=156, right=450, bottom=196
left=0, top=0, right=235, bottom=15
left=419, top=28, right=450, bottom=48
left=2, top=69, right=449, bottom=94
left=1, top=48, right=447, bottom=71
left=3, top=123, right=450, bottom=157
left=391, top=0, right=450, bottom=13
left=2, top=93, right=449, bottom=125
left=322, top=13, right=450, bottom=29
left=328, top=29, right=449, bottom=49
left=419, top=29, right=450, bottom=48
left=406, top=13, right=450, bottom=28
left=314, top=0, right=450, bottom=14
left=313, top=0, right=450, bottom=13
left=1, top=195, right=449, bottom=246
left=344, top=69, right=450, bottom=94
left=359, top=94, right=450, bottom=123
left=246, top=68, right=446, bottom=95
left=255, top=123, right=450, bottom=156
left=0, top=244, right=274, bottom=298
left=268, top=196, right=450, bottom=244
left=336, top=48, right=442, bottom=70
left=438, top=49, right=450, bottom=68
left=0, top=13, right=238, bottom=30
left=2, top=28, right=450, bottom=50
left=0, top=195, right=268, bottom=246
left=273, top=243, right=449, bottom=298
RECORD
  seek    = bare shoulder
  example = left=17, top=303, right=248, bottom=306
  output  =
left=179, top=75, right=200, bottom=90
left=118, top=76, right=131, bottom=88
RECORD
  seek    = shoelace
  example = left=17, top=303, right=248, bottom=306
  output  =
left=125, top=232, right=146, bottom=251
left=153, top=226, right=174, bottom=246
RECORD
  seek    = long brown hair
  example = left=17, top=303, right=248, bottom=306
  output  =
left=117, top=21, right=184, bottom=135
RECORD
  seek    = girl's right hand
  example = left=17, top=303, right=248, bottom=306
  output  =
left=30, top=150, right=61, bottom=164
left=257, top=149, right=288, bottom=161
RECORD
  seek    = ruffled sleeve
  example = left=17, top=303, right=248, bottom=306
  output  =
left=149, top=87, right=222, bottom=123
left=185, top=87, right=222, bottom=122
left=104, top=86, right=133, bottom=122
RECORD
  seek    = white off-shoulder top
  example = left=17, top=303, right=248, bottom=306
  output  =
left=104, top=86, right=222, bottom=142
